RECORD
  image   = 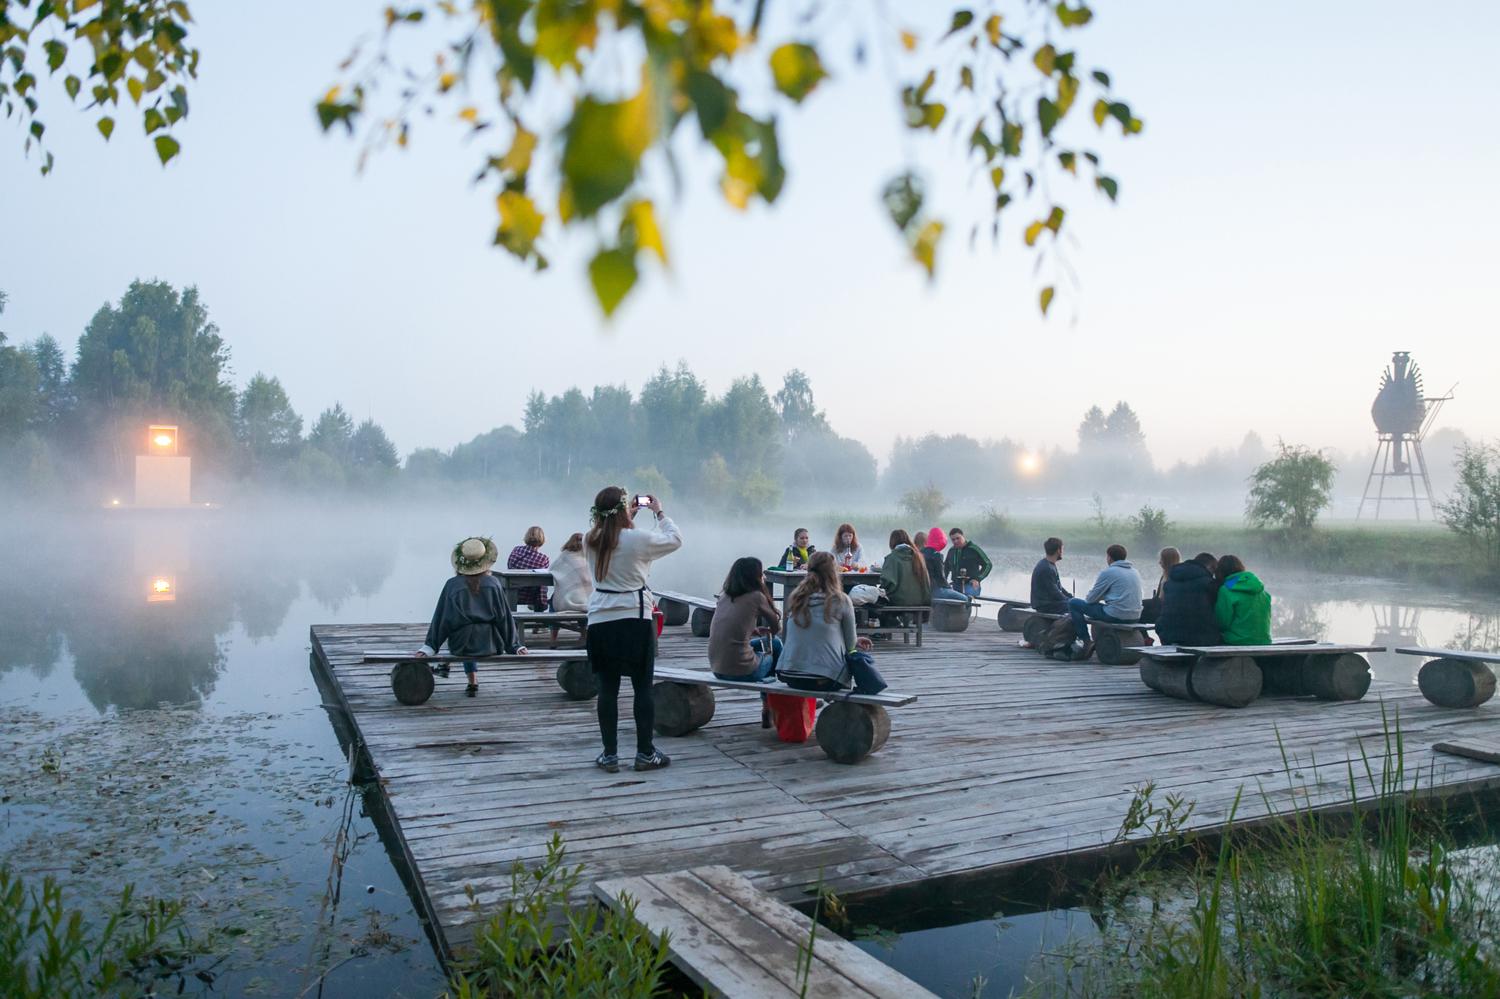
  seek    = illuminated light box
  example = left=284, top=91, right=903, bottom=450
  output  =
left=135, top=423, right=192, bottom=507
left=148, top=424, right=179, bottom=455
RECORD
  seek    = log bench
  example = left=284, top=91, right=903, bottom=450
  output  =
left=967, top=594, right=1035, bottom=632
left=1395, top=646, right=1500, bottom=708
left=654, top=590, right=716, bottom=636
left=362, top=650, right=592, bottom=704
left=930, top=596, right=973, bottom=633
left=651, top=666, right=916, bottom=764
left=1133, top=643, right=1384, bottom=708
left=1018, top=611, right=1151, bottom=665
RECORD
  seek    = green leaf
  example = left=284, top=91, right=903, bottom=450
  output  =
left=63, top=75, right=80, bottom=100
left=1046, top=206, right=1065, bottom=232
left=769, top=43, right=827, bottom=103
left=685, top=71, right=730, bottom=139
left=1001, top=121, right=1022, bottom=156
left=1096, top=175, right=1119, bottom=201
left=153, top=133, right=179, bottom=165
left=43, top=40, right=66, bottom=72
left=1091, top=69, right=1111, bottom=88
left=1039, top=285, right=1055, bottom=315
left=143, top=107, right=165, bottom=133
left=1058, top=151, right=1076, bottom=174
left=589, top=247, right=638, bottom=317
left=1055, top=3, right=1093, bottom=27
left=945, top=10, right=975, bottom=37
left=561, top=92, right=653, bottom=218
left=1038, top=97, right=1059, bottom=137
left=1092, top=98, right=1109, bottom=128
left=97, top=116, right=114, bottom=140
left=495, top=190, right=544, bottom=257
left=1033, top=44, right=1056, bottom=76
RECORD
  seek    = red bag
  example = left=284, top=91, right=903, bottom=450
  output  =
left=767, top=693, right=817, bottom=743
left=651, top=604, right=665, bottom=637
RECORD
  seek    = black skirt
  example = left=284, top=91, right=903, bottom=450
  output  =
left=586, top=618, right=656, bottom=678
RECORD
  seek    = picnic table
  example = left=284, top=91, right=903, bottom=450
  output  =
left=1395, top=646, right=1500, bottom=708
left=491, top=567, right=554, bottom=609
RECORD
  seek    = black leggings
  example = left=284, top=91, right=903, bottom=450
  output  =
left=597, top=669, right=654, bottom=757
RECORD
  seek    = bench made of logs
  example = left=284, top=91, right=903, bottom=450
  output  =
left=654, top=590, right=716, bottom=636
left=1019, top=611, right=1151, bottom=665
left=931, top=596, right=973, bottom=633
left=1395, top=646, right=1500, bottom=708
left=1134, top=643, right=1384, bottom=709
left=362, top=650, right=590, bottom=704
left=855, top=605, right=929, bottom=648
left=652, top=666, right=916, bottom=764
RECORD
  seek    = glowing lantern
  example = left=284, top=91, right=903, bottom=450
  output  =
left=147, top=575, right=177, bottom=603
left=147, top=424, right=179, bottom=456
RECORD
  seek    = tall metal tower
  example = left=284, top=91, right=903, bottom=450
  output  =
left=1356, top=351, right=1452, bottom=520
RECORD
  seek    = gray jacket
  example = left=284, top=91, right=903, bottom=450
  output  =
left=776, top=592, right=856, bottom=687
left=1084, top=559, right=1143, bottom=621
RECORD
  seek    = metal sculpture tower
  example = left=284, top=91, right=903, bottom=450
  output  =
left=1357, top=351, right=1452, bottom=520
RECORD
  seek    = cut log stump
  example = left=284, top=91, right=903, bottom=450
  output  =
left=932, top=601, right=970, bottom=633
left=997, top=603, right=1031, bottom=632
left=658, top=598, right=691, bottom=627
left=653, top=681, right=716, bottom=736
left=1302, top=653, right=1372, bottom=701
left=1093, top=626, right=1148, bottom=666
left=689, top=607, right=714, bottom=638
left=815, top=701, right=891, bottom=764
left=556, top=660, right=598, bottom=701
left=1147, top=655, right=1262, bottom=708
left=1419, top=658, right=1498, bottom=708
left=391, top=661, right=435, bottom=705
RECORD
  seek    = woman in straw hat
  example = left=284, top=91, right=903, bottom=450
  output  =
left=414, top=536, right=528, bottom=697
left=585, top=486, right=682, bottom=773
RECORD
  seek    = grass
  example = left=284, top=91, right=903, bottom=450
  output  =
left=1019, top=710, right=1500, bottom=997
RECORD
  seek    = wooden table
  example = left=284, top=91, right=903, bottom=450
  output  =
left=492, top=568, right=554, bottom=609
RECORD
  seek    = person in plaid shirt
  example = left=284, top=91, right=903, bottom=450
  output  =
left=507, top=526, right=550, bottom=610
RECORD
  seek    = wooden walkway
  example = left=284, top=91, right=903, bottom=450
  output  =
left=309, top=622, right=1500, bottom=958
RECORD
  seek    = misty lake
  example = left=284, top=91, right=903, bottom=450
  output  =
left=2, top=502, right=1497, bottom=997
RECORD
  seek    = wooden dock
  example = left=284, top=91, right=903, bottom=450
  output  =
left=309, top=622, right=1500, bottom=959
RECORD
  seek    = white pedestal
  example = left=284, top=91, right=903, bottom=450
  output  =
left=134, top=455, right=192, bottom=507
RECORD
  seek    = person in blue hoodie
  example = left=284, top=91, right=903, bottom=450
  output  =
left=1068, top=544, right=1143, bottom=660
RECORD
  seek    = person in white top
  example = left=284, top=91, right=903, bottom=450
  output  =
left=548, top=532, right=594, bottom=613
left=584, top=485, right=683, bottom=773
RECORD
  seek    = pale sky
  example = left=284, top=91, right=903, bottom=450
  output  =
left=1, top=1, right=1496, bottom=466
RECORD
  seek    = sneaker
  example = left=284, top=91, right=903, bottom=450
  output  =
left=1075, top=639, right=1095, bottom=662
left=465, top=682, right=478, bottom=697
left=595, top=752, right=620, bottom=773
left=634, top=750, right=671, bottom=771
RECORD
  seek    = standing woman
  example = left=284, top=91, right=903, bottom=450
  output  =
left=831, top=523, right=865, bottom=569
left=414, top=536, right=528, bottom=697
left=585, top=486, right=683, bottom=773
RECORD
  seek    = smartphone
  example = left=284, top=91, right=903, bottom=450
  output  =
left=634, top=494, right=653, bottom=507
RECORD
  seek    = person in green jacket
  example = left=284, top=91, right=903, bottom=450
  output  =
left=879, top=529, right=933, bottom=611
left=943, top=528, right=993, bottom=597
left=1213, top=554, right=1272, bottom=645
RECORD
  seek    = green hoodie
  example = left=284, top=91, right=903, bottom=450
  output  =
left=1214, top=571, right=1271, bottom=645
left=880, top=545, right=933, bottom=607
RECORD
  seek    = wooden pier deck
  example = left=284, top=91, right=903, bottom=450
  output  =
left=309, top=621, right=1500, bottom=957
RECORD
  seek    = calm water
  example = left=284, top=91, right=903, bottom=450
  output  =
left=1, top=504, right=1495, bottom=997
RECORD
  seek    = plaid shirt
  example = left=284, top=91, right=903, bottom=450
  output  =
left=507, top=545, right=550, bottom=609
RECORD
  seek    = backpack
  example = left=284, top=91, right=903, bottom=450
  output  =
left=1038, top=615, right=1077, bottom=656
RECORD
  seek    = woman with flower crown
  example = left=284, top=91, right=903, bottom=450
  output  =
left=413, top=536, right=528, bottom=697
left=584, top=486, right=683, bottom=773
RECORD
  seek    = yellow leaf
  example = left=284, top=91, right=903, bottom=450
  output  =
left=438, top=71, right=458, bottom=92
left=1033, top=44, right=1056, bottom=76
left=1039, top=286, right=1055, bottom=315
left=126, top=77, right=143, bottom=104
left=502, top=126, right=536, bottom=174
left=900, top=29, right=918, bottom=51
left=458, top=106, right=478, bottom=123
left=989, top=166, right=1005, bottom=190
left=911, top=220, right=944, bottom=277
left=625, top=200, right=667, bottom=265
left=1057, top=75, right=1078, bottom=116
left=984, top=15, right=1002, bottom=47
left=769, top=43, right=827, bottom=103
left=1024, top=220, right=1045, bottom=247
left=323, top=85, right=341, bottom=104
left=1092, top=98, right=1109, bottom=128
left=496, top=190, right=544, bottom=256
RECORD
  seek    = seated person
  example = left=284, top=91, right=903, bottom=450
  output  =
left=831, top=523, right=865, bottom=569
left=548, top=532, right=593, bottom=612
left=1068, top=544, right=1143, bottom=660
left=1030, top=536, right=1071, bottom=614
left=943, top=528, right=993, bottom=597
left=1155, top=552, right=1222, bottom=647
left=776, top=552, right=884, bottom=695
left=879, top=529, right=933, bottom=625
left=1140, top=547, right=1180, bottom=623
left=506, top=525, right=550, bottom=611
left=776, top=527, right=816, bottom=570
left=415, top=536, right=528, bottom=696
left=708, top=556, right=782, bottom=682
left=1214, top=554, right=1271, bottom=645
left=923, top=528, right=967, bottom=603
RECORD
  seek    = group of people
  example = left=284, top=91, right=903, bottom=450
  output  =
left=1029, top=537, right=1272, bottom=660
left=775, top=523, right=994, bottom=604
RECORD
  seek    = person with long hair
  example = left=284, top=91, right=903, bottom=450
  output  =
left=1139, top=546, right=1180, bottom=623
left=584, top=486, right=682, bottom=773
left=879, top=529, right=932, bottom=607
left=1213, top=554, right=1272, bottom=646
left=777, top=527, right=815, bottom=570
left=776, top=552, right=884, bottom=694
left=506, top=525, right=550, bottom=610
left=1156, top=551, right=1221, bottom=647
left=413, top=536, right=528, bottom=697
left=548, top=532, right=593, bottom=612
left=831, top=523, right=864, bottom=569
left=708, top=556, right=781, bottom=682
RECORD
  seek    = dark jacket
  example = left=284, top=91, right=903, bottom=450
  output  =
left=944, top=542, right=992, bottom=588
left=921, top=547, right=947, bottom=593
left=1155, top=561, right=1221, bottom=647
left=423, top=574, right=524, bottom=657
left=1030, top=557, right=1070, bottom=613
left=776, top=544, right=815, bottom=570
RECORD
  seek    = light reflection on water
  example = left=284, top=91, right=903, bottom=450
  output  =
left=0, top=508, right=1496, bottom=996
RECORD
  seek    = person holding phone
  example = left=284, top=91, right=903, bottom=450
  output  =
left=584, top=486, right=683, bottom=773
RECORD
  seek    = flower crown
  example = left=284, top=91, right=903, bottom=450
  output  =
left=589, top=490, right=629, bottom=524
left=452, top=536, right=495, bottom=573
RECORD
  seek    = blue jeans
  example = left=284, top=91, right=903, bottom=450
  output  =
left=715, top=637, right=781, bottom=683
left=1068, top=597, right=1132, bottom=643
left=960, top=579, right=981, bottom=597
left=932, top=586, right=967, bottom=603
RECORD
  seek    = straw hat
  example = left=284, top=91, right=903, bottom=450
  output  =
left=451, top=536, right=498, bottom=575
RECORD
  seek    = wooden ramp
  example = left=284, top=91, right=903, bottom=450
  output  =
left=593, top=865, right=935, bottom=998
left=309, top=623, right=1500, bottom=962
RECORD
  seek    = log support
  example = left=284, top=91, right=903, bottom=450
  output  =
left=814, top=701, right=891, bottom=764
left=653, top=681, right=717, bottom=736
left=997, top=603, right=1031, bottom=632
left=689, top=607, right=714, bottom=638
left=658, top=598, right=690, bottom=627
left=1418, top=657, right=1498, bottom=709
left=556, top=660, right=599, bottom=700
left=391, top=661, right=435, bottom=705
left=931, top=601, right=971, bottom=633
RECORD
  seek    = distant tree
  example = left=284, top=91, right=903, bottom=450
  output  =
left=404, top=447, right=450, bottom=479
left=349, top=418, right=399, bottom=473
left=1246, top=442, right=1336, bottom=532
left=630, top=465, right=673, bottom=503
left=26, top=334, right=70, bottom=432
left=784, top=431, right=877, bottom=499
left=701, top=375, right=781, bottom=477
left=1129, top=504, right=1172, bottom=549
left=774, top=369, right=826, bottom=436
left=1104, top=401, right=1146, bottom=452
left=733, top=470, right=781, bottom=514
left=899, top=483, right=949, bottom=523
left=308, top=403, right=355, bottom=463
left=235, top=374, right=303, bottom=472
left=698, top=453, right=732, bottom=504
left=449, top=425, right=525, bottom=480
left=1439, top=443, right=1500, bottom=573
left=638, top=363, right=706, bottom=486
left=0, top=331, right=40, bottom=440
left=1077, top=405, right=1108, bottom=450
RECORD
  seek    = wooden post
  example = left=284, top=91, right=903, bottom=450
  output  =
left=997, top=603, right=1031, bottom=632
left=814, top=701, right=891, bottom=764
left=653, top=682, right=716, bottom=736
left=556, top=660, right=598, bottom=700
left=689, top=606, right=714, bottom=638
left=390, top=661, right=435, bottom=705
left=1418, top=658, right=1498, bottom=708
